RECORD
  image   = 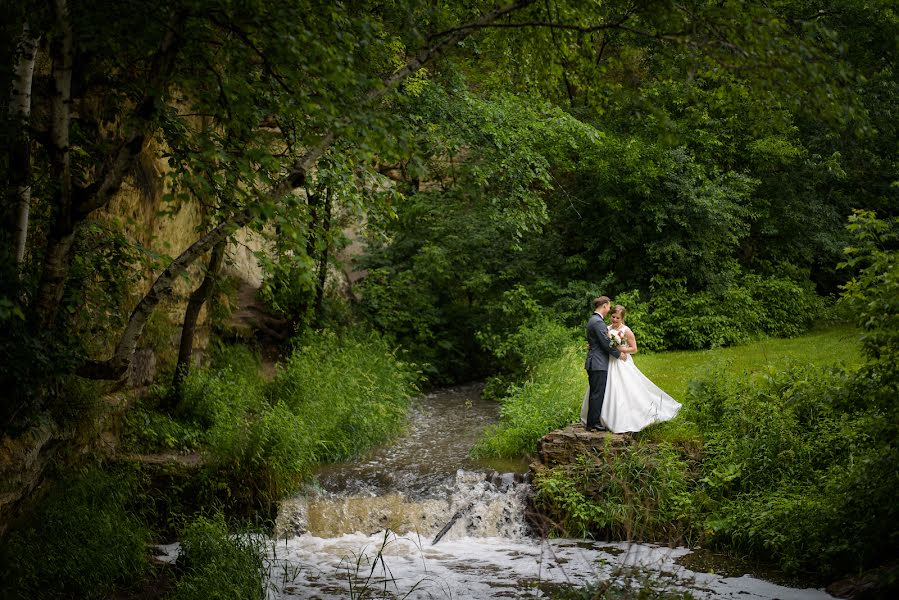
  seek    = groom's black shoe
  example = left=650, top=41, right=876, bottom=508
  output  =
left=586, top=425, right=607, bottom=432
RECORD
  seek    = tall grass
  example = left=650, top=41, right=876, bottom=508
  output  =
left=531, top=444, right=696, bottom=543
left=169, top=513, right=268, bottom=600
left=0, top=466, right=149, bottom=600
left=472, top=345, right=586, bottom=459
left=272, top=331, right=421, bottom=462
left=686, top=363, right=897, bottom=577
left=173, top=332, right=421, bottom=506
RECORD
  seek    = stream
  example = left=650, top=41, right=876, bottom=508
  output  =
left=158, top=384, right=836, bottom=599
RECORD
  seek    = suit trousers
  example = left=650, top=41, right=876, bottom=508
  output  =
left=586, top=369, right=608, bottom=429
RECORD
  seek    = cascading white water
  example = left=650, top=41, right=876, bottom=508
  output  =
left=156, top=384, right=836, bottom=599
left=274, top=469, right=532, bottom=542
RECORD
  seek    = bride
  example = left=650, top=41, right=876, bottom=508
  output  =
left=580, top=305, right=681, bottom=433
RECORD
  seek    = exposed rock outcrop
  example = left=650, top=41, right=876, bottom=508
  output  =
left=530, top=423, right=633, bottom=473
left=0, top=418, right=64, bottom=537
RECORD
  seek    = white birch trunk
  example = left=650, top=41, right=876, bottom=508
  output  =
left=80, top=0, right=536, bottom=378
left=8, top=23, right=40, bottom=271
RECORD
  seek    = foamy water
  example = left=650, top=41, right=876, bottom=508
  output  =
left=154, top=385, right=835, bottom=599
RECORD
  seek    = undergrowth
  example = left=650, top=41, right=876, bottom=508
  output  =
left=0, top=466, right=150, bottom=600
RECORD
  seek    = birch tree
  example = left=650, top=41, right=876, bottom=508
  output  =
left=7, top=22, right=40, bottom=276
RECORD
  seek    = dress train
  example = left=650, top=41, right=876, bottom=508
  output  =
left=579, top=356, right=681, bottom=433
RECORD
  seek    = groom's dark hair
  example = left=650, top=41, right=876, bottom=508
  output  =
left=593, top=296, right=611, bottom=309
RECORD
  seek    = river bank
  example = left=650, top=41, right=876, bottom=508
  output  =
left=160, top=383, right=838, bottom=599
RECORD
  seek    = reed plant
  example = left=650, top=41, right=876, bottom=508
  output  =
left=471, top=344, right=586, bottom=459
left=271, top=330, right=422, bottom=463
left=531, top=443, right=697, bottom=543
left=168, top=513, right=267, bottom=600
left=171, top=331, right=421, bottom=506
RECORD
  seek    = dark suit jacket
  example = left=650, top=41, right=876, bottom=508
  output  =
left=584, top=312, right=620, bottom=371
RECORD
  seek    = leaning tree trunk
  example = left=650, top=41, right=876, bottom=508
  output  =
left=8, top=23, right=40, bottom=275
left=78, top=0, right=536, bottom=379
left=313, top=187, right=333, bottom=328
left=170, top=240, right=226, bottom=405
left=293, top=190, right=322, bottom=328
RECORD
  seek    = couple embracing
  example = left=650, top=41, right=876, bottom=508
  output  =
left=581, top=296, right=680, bottom=433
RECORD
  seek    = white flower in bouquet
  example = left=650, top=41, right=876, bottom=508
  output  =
left=608, top=329, right=623, bottom=348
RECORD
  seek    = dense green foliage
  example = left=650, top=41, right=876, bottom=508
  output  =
left=2, top=331, right=419, bottom=598
left=489, top=213, right=899, bottom=580
left=128, top=333, right=420, bottom=507
left=1, top=0, right=897, bottom=595
left=533, top=446, right=695, bottom=543
left=689, top=364, right=895, bottom=576
left=169, top=514, right=268, bottom=600
left=0, top=467, right=150, bottom=599
left=472, top=344, right=583, bottom=459
left=357, top=0, right=896, bottom=380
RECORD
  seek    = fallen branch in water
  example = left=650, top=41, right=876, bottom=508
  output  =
left=432, top=501, right=474, bottom=545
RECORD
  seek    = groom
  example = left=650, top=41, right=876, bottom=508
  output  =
left=584, top=296, right=622, bottom=432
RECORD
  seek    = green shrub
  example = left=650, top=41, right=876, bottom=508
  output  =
left=614, top=274, right=824, bottom=352
left=532, top=444, right=696, bottom=543
left=691, top=213, right=899, bottom=577
left=124, top=406, right=204, bottom=453
left=204, top=400, right=314, bottom=503
left=711, top=443, right=899, bottom=577
left=178, top=346, right=266, bottom=427
left=271, top=331, right=421, bottom=463
left=689, top=361, right=897, bottom=576
left=174, top=345, right=313, bottom=503
left=170, top=514, right=267, bottom=600
left=0, top=466, right=149, bottom=600
left=118, top=330, right=421, bottom=518
left=472, top=345, right=584, bottom=459
left=485, top=316, right=579, bottom=376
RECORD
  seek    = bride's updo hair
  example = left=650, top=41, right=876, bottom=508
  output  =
left=611, top=305, right=626, bottom=320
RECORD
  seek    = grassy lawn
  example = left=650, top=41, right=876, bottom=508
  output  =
left=635, top=326, right=863, bottom=410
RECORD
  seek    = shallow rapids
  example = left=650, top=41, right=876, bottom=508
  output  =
left=156, top=384, right=835, bottom=599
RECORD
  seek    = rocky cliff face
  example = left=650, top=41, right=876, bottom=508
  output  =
left=0, top=144, right=278, bottom=534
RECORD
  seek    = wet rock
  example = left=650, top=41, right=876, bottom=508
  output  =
left=826, top=560, right=899, bottom=599
left=533, top=423, right=632, bottom=470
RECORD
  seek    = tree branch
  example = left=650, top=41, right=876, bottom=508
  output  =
left=206, top=13, right=294, bottom=96
left=426, top=9, right=685, bottom=45
left=74, top=9, right=188, bottom=218
left=79, top=0, right=539, bottom=379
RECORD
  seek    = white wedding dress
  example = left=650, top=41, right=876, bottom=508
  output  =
left=580, top=326, right=681, bottom=433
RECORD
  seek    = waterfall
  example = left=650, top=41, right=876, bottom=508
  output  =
left=154, top=384, right=835, bottom=599
left=275, top=469, right=533, bottom=542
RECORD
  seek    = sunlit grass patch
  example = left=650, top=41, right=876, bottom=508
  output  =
left=471, top=345, right=586, bottom=459
left=636, top=325, right=862, bottom=402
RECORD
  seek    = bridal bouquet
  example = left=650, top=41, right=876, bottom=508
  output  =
left=608, top=329, right=623, bottom=348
